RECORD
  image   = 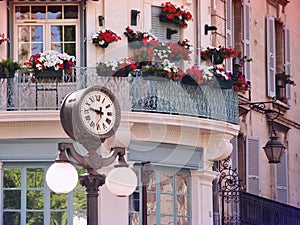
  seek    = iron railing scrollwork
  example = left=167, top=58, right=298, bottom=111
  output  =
left=218, top=156, right=240, bottom=225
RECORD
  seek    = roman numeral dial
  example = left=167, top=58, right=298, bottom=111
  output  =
left=80, top=90, right=117, bottom=135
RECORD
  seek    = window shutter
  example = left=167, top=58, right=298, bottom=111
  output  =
left=276, top=150, right=288, bottom=203
left=151, top=6, right=180, bottom=43
left=266, top=15, right=276, bottom=97
left=226, top=0, right=233, bottom=72
left=246, top=136, right=260, bottom=195
left=243, top=0, right=251, bottom=81
left=230, top=136, right=238, bottom=170
left=284, top=26, right=292, bottom=105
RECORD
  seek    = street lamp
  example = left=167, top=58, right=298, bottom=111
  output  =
left=46, top=143, right=137, bottom=225
left=46, top=86, right=138, bottom=225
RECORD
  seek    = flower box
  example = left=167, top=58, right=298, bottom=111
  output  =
left=35, top=70, right=63, bottom=79
left=217, top=79, right=233, bottom=89
left=128, top=41, right=144, bottom=49
left=180, top=75, right=199, bottom=86
left=159, top=14, right=174, bottom=24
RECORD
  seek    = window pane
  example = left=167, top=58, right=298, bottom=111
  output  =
left=147, top=193, right=156, bottom=213
left=3, top=212, right=21, bottom=225
left=51, top=192, right=68, bottom=210
left=160, top=194, right=173, bottom=214
left=177, top=196, right=189, bottom=216
left=177, top=217, right=189, bottom=225
left=73, top=189, right=86, bottom=210
left=19, top=43, right=30, bottom=63
left=148, top=215, right=156, bottom=225
left=48, top=6, right=62, bottom=19
left=160, top=215, right=173, bottom=225
left=18, top=26, right=30, bottom=42
left=51, top=43, right=62, bottom=53
left=129, top=212, right=139, bottom=225
left=32, top=43, right=43, bottom=55
left=147, top=173, right=156, bottom=192
left=27, top=190, right=44, bottom=209
left=3, top=168, right=21, bottom=188
left=51, top=25, right=62, bottom=42
left=15, top=6, right=29, bottom=20
left=176, top=174, right=189, bottom=194
left=64, top=26, right=75, bottom=42
left=50, top=211, right=68, bottom=225
left=73, top=212, right=87, bottom=225
left=64, top=43, right=76, bottom=56
left=4, top=190, right=21, bottom=209
left=160, top=172, right=173, bottom=193
left=64, top=5, right=78, bottom=19
left=26, top=212, right=44, bottom=225
left=27, top=168, right=44, bottom=188
left=32, top=6, right=46, bottom=19
left=32, top=26, right=43, bottom=42
left=129, top=192, right=140, bottom=212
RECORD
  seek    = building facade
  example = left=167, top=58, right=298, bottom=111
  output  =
left=0, top=0, right=299, bottom=225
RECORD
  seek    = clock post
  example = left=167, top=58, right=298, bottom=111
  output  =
left=46, top=86, right=137, bottom=225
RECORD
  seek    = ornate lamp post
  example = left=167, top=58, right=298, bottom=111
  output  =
left=46, top=86, right=138, bottom=225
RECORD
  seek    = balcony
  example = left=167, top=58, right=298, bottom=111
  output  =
left=0, top=68, right=239, bottom=124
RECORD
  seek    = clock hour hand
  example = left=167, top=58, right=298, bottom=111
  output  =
left=90, top=107, right=104, bottom=115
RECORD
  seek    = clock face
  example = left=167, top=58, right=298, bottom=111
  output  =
left=79, top=90, right=117, bottom=136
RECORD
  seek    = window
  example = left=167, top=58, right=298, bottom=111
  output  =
left=1, top=163, right=86, bottom=225
left=266, top=15, right=292, bottom=104
left=227, top=0, right=251, bottom=81
left=129, top=166, right=191, bottom=225
left=14, top=4, right=79, bottom=64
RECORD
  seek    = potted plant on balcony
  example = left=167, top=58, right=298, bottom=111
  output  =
left=24, top=50, right=75, bottom=79
left=208, top=66, right=234, bottom=89
left=231, top=71, right=251, bottom=92
left=0, top=33, right=7, bottom=45
left=91, top=29, right=121, bottom=48
left=275, top=71, right=295, bottom=87
left=181, top=64, right=213, bottom=85
left=124, top=26, right=158, bottom=49
left=0, top=58, right=21, bottom=78
left=160, top=2, right=193, bottom=28
left=201, top=46, right=237, bottom=64
left=96, top=58, right=138, bottom=77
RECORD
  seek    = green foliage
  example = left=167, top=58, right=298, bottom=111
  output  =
left=0, top=58, right=21, bottom=77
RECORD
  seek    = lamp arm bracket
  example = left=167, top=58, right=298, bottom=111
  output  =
left=101, top=147, right=127, bottom=167
left=58, top=142, right=89, bottom=168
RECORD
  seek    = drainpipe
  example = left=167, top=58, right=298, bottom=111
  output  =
left=196, top=0, right=201, bottom=65
left=83, top=0, right=87, bottom=67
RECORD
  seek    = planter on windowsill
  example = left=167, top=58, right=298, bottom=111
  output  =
left=35, top=70, right=63, bottom=79
left=216, top=79, right=233, bottom=89
left=211, top=55, right=224, bottom=65
left=128, top=41, right=144, bottom=49
left=159, top=14, right=176, bottom=25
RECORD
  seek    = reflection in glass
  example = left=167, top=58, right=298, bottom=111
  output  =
left=147, top=173, right=156, bottom=192
left=160, top=215, right=173, bottom=225
left=32, top=43, right=43, bottom=55
left=147, top=193, right=156, bottom=213
left=3, top=168, right=21, bottom=188
left=3, top=212, right=21, bottom=225
left=18, top=26, right=30, bottom=42
left=51, top=43, right=62, bottom=53
left=176, top=174, right=189, bottom=194
left=129, top=192, right=140, bottom=212
left=160, top=194, right=173, bottom=214
left=64, top=43, right=76, bottom=56
left=73, top=212, right=87, bottom=225
left=64, top=26, right=76, bottom=42
left=3, top=190, right=21, bottom=209
left=177, top=196, right=189, bottom=216
left=19, top=43, right=30, bottom=63
left=50, top=192, right=68, bottom=210
left=64, top=5, right=78, bottom=19
left=73, top=189, right=86, bottom=210
left=26, top=212, right=44, bottom=225
left=48, top=6, right=62, bottom=19
left=32, top=6, right=46, bottom=19
left=160, top=172, right=173, bottom=193
left=32, top=26, right=43, bottom=42
left=177, top=217, right=189, bottom=225
left=26, top=168, right=44, bottom=188
left=51, top=26, right=62, bottom=42
left=148, top=215, right=156, bottom=225
left=15, top=6, right=29, bottom=20
left=27, top=190, right=44, bottom=209
left=50, top=212, right=68, bottom=225
left=129, top=213, right=139, bottom=225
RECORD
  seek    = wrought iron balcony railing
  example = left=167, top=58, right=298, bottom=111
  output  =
left=0, top=68, right=239, bottom=124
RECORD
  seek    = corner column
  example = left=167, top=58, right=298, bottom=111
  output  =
left=191, top=169, right=219, bottom=225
